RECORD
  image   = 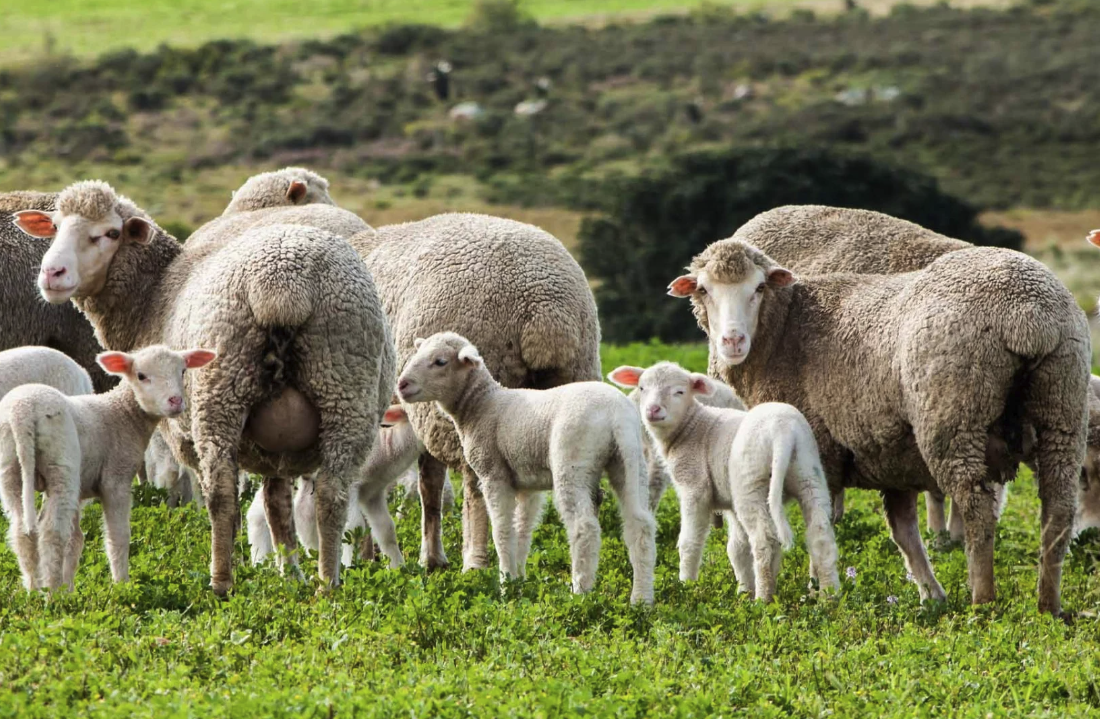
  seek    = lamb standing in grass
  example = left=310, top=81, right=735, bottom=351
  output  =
left=0, top=345, right=215, bottom=591
left=609, top=363, right=838, bottom=600
left=398, top=332, right=655, bottom=604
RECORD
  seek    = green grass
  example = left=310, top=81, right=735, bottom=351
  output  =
left=3, top=342, right=1100, bottom=716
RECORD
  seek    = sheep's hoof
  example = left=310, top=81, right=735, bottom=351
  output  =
left=424, top=554, right=451, bottom=572
left=314, top=580, right=341, bottom=596
left=211, top=579, right=232, bottom=598
left=930, top=533, right=962, bottom=551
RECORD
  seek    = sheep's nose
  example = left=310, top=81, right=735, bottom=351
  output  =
left=721, top=332, right=747, bottom=353
left=397, top=379, right=410, bottom=392
left=168, top=396, right=183, bottom=409
left=43, top=266, right=66, bottom=280
left=645, top=404, right=665, bottom=421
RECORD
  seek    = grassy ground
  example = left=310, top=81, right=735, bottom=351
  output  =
left=3, top=342, right=1100, bottom=716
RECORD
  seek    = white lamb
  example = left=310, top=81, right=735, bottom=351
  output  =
left=609, top=362, right=839, bottom=602
left=397, top=332, right=656, bottom=604
left=0, top=345, right=216, bottom=591
left=0, top=346, right=94, bottom=400
left=247, top=404, right=422, bottom=568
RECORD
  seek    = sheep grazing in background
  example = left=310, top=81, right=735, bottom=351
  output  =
left=398, top=333, right=655, bottom=604
left=668, top=239, right=1089, bottom=615
left=1, top=192, right=115, bottom=393
left=222, top=167, right=336, bottom=215
left=14, top=180, right=395, bottom=595
left=248, top=404, right=423, bottom=568
left=144, top=429, right=203, bottom=509
left=609, top=363, right=838, bottom=601
left=0, top=346, right=94, bottom=400
left=0, top=345, right=215, bottom=591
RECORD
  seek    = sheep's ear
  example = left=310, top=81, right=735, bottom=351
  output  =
left=97, top=351, right=134, bottom=375
left=13, top=210, right=57, bottom=238
left=607, top=366, right=644, bottom=388
left=413, top=337, right=426, bottom=350
left=689, top=373, right=716, bottom=396
left=668, top=275, right=698, bottom=298
left=382, top=404, right=407, bottom=425
left=286, top=180, right=308, bottom=204
left=1088, top=230, right=1100, bottom=248
left=457, top=345, right=482, bottom=367
left=122, top=216, right=154, bottom=245
left=766, top=267, right=796, bottom=288
left=181, top=349, right=217, bottom=369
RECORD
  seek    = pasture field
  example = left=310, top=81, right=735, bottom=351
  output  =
left=2, top=342, right=1100, bottom=717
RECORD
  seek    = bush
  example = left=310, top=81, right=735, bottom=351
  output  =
left=579, top=145, right=1024, bottom=343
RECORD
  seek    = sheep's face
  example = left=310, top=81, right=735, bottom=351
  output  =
left=397, top=333, right=483, bottom=409
left=668, top=265, right=794, bottom=365
left=15, top=208, right=153, bottom=303
left=97, top=345, right=216, bottom=418
left=608, top=362, right=714, bottom=434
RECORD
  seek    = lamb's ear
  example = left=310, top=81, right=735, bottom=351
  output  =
left=1088, top=230, right=1100, bottom=248
left=766, top=267, right=796, bottom=288
left=97, top=351, right=134, bottom=375
left=668, top=275, right=698, bottom=298
left=382, top=404, right=407, bottom=425
left=286, top=180, right=308, bottom=204
left=13, top=210, right=57, bottom=238
left=413, top=337, right=426, bottom=350
left=457, top=345, right=482, bottom=367
left=181, top=349, right=217, bottom=369
left=689, top=373, right=716, bottom=396
left=122, top=216, right=154, bottom=245
left=607, top=366, right=644, bottom=388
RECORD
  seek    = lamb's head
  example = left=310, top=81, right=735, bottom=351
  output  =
left=397, top=332, right=484, bottom=408
left=97, top=345, right=216, bottom=418
left=668, top=239, right=795, bottom=365
left=14, top=180, right=155, bottom=304
left=608, top=362, right=716, bottom=433
left=223, top=167, right=335, bottom=215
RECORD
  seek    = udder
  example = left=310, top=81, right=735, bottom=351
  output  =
left=244, top=387, right=320, bottom=453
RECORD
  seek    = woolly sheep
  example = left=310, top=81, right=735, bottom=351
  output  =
left=609, top=363, right=838, bottom=600
left=398, top=332, right=655, bottom=604
left=1, top=192, right=114, bottom=393
left=1074, top=376, right=1100, bottom=535
left=248, top=404, right=422, bottom=568
left=0, top=345, right=215, bottom=591
left=351, top=213, right=602, bottom=574
left=0, top=346, right=94, bottom=400
left=668, top=239, right=1089, bottom=615
left=14, top=180, right=396, bottom=595
left=222, top=167, right=336, bottom=215
left=144, top=428, right=203, bottom=509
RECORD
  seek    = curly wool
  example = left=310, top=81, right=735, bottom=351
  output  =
left=223, top=167, right=335, bottom=215
left=56, top=180, right=151, bottom=224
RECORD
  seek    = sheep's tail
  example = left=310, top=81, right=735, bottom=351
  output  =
left=769, top=434, right=794, bottom=550
left=10, top=403, right=39, bottom=535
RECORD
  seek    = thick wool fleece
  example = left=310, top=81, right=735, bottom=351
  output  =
left=223, top=167, right=336, bottom=215
left=0, top=192, right=115, bottom=393
left=0, top=346, right=94, bottom=400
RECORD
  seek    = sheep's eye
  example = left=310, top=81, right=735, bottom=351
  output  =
left=696, top=286, right=708, bottom=296
left=433, top=358, right=448, bottom=367
left=106, top=229, right=120, bottom=240
left=674, top=390, right=684, bottom=396
left=755, top=283, right=766, bottom=294
left=136, top=372, right=147, bottom=381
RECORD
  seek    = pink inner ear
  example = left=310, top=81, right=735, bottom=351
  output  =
left=98, top=353, right=132, bottom=374
left=608, top=366, right=642, bottom=387
left=667, top=275, right=698, bottom=297
left=13, top=211, right=56, bottom=238
left=286, top=180, right=308, bottom=203
left=183, top=349, right=217, bottom=369
left=1088, top=230, right=1100, bottom=248
left=123, top=217, right=153, bottom=244
left=382, top=405, right=407, bottom=424
left=767, top=268, right=796, bottom=287
left=691, top=377, right=712, bottom=395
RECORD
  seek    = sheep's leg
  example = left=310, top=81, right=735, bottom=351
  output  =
left=360, top=486, right=403, bottom=568
left=926, top=490, right=948, bottom=535
left=831, top=491, right=846, bottom=524
left=177, top=467, right=194, bottom=506
left=883, top=490, right=946, bottom=601
left=197, top=451, right=241, bottom=597
left=724, top=511, right=755, bottom=595
left=246, top=489, right=274, bottom=565
left=417, top=454, right=450, bottom=570
left=795, top=482, right=840, bottom=592
left=951, top=480, right=999, bottom=604
left=62, top=509, right=84, bottom=591
left=512, top=491, right=546, bottom=577
left=312, top=476, right=351, bottom=590
left=607, top=460, right=656, bottom=605
left=262, top=476, right=302, bottom=578
left=677, top=493, right=713, bottom=582
left=553, top=474, right=601, bottom=594
left=1034, top=430, right=1080, bottom=617
left=100, top=481, right=133, bottom=584
left=38, top=466, right=79, bottom=591
left=0, top=461, right=38, bottom=590
left=733, top=497, right=782, bottom=602
left=461, top=463, right=490, bottom=572
left=481, top=476, right=518, bottom=583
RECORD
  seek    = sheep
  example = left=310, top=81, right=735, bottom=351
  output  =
left=144, top=428, right=203, bottom=508
left=14, top=180, right=395, bottom=595
left=0, top=346, right=94, bottom=400
left=1074, top=376, right=1100, bottom=535
left=351, top=213, right=602, bottom=574
left=248, top=404, right=422, bottom=568
left=0, top=345, right=215, bottom=591
left=222, top=167, right=336, bottom=215
left=609, top=363, right=838, bottom=601
left=1, top=192, right=114, bottom=393
left=667, top=239, right=1089, bottom=615
left=397, top=332, right=655, bottom=604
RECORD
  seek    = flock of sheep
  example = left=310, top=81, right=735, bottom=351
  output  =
left=1, top=169, right=1099, bottom=616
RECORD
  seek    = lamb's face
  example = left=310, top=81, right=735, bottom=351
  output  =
left=608, top=362, right=714, bottom=432
left=14, top=208, right=153, bottom=303
left=397, top=334, right=483, bottom=408
left=97, top=346, right=216, bottom=418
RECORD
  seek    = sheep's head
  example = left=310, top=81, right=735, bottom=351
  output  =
left=223, top=167, right=335, bottom=215
left=14, top=180, right=154, bottom=304
left=97, top=345, right=216, bottom=418
left=668, top=239, right=795, bottom=366
left=609, top=362, right=715, bottom=434
left=397, top=332, right=484, bottom=409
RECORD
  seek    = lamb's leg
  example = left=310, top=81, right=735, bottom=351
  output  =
left=553, top=480, right=601, bottom=595
left=607, top=461, right=656, bottom=605
left=645, top=445, right=670, bottom=514
left=883, top=490, right=946, bottom=601
left=461, top=462, right=490, bottom=572
left=417, top=454, right=450, bottom=570
left=246, top=488, right=274, bottom=565
left=38, top=467, right=79, bottom=591
left=512, top=491, right=546, bottom=577
left=340, top=495, right=366, bottom=568
left=0, top=461, right=38, bottom=590
left=262, top=476, right=301, bottom=578
left=62, top=509, right=85, bottom=591
left=480, top=475, right=518, bottom=583
left=724, top=511, right=755, bottom=595
left=733, top=497, right=782, bottom=602
left=177, top=467, right=194, bottom=506
left=360, top=486, right=403, bottom=568
left=796, top=482, right=840, bottom=592
left=677, top=492, right=713, bottom=582
left=100, top=481, right=133, bottom=583
left=926, top=490, right=948, bottom=535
